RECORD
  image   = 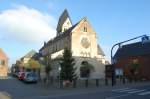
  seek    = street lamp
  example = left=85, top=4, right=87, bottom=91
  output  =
left=111, top=34, right=147, bottom=86
left=58, top=66, right=62, bottom=88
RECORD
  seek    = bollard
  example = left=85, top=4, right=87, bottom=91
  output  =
left=96, top=79, right=99, bottom=87
left=123, top=77, right=125, bottom=84
left=85, top=79, right=88, bottom=88
left=105, top=78, right=108, bottom=86
left=60, top=80, right=63, bottom=88
left=73, top=79, right=76, bottom=88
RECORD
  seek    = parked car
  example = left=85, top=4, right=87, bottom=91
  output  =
left=23, top=72, right=38, bottom=83
left=12, top=72, right=19, bottom=78
left=18, top=72, right=25, bottom=81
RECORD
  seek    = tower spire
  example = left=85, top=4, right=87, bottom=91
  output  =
left=56, top=9, right=72, bottom=36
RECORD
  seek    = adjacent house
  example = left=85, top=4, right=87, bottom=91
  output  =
left=39, top=9, right=108, bottom=79
left=114, top=39, right=150, bottom=80
left=20, top=50, right=37, bottom=64
left=16, top=50, right=38, bottom=71
left=0, top=48, right=8, bottom=78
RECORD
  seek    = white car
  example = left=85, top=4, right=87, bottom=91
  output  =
left=23, top=72, right=38, bottom=83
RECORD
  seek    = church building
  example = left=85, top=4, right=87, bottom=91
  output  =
left=39, top=9, right=108, bottom=79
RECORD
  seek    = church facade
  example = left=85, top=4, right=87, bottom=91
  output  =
left=39, top=10, right=108, bottom=79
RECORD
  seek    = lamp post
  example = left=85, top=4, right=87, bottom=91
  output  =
left=58, top=66, right=62, bottom=88
left=111, top=34, right=147, bottom=86
left=38, top=57, right=44, bottom=81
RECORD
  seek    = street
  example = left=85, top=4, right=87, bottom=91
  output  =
left=0, top=77, right=150, bottom=99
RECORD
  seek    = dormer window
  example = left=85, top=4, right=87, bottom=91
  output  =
left=83, top=27, right=87, bottom=32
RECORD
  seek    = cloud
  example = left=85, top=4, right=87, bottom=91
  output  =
left=0, top=5, right=57, bottom=44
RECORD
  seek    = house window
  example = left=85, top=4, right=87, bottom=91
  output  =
left=0, top=60, right=5, bottom=66
left=83, top=27, right=87, bottom=32
left=115, top=68, right=123, bottom=76
left=133, top=59, right=138, bottom=64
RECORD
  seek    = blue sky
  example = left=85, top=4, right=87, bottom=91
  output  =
left=0, top=0, right=150, bottom=66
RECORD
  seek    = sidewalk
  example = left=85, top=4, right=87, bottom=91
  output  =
left=36, top=79, right=150, bottom=94
left=0, top=92, right=11, bottom=99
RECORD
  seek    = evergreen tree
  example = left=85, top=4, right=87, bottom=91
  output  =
left=59, top=48, right=77, bottom=82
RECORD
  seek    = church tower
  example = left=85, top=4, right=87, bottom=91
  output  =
left=56, top=9, right=72, bottom=36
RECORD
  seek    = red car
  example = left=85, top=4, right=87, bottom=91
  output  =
left=18, top=72, right=25, bottom=81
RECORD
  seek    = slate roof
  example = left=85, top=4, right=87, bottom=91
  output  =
left=40, top=22, right=79, bottom=51
left=22, top=50, right=37, bottom=59
left=97, top=45, right=105, bottom=56
left=32, top=53, right=43, bottom=60
left=114, top=41, right=150, bottom=60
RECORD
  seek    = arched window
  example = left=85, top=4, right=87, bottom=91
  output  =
left=80, top=61, right=95, bottom=78
left=83, top=27, right=87, bottom=32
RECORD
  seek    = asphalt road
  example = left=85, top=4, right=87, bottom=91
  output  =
left=0, top=77, right=150, bottom=99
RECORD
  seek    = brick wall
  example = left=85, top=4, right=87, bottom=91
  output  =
left=0, top=49, right=8, bottom=77
left=115, top=55, right=150, bottom=80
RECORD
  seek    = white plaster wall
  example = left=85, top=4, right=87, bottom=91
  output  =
left=51, top=49, right=64, bottom=59
left=62, top=18, right=72, bottom=32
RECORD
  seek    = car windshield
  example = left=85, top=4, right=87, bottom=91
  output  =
left=27, top=73, right=37, bottom=78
